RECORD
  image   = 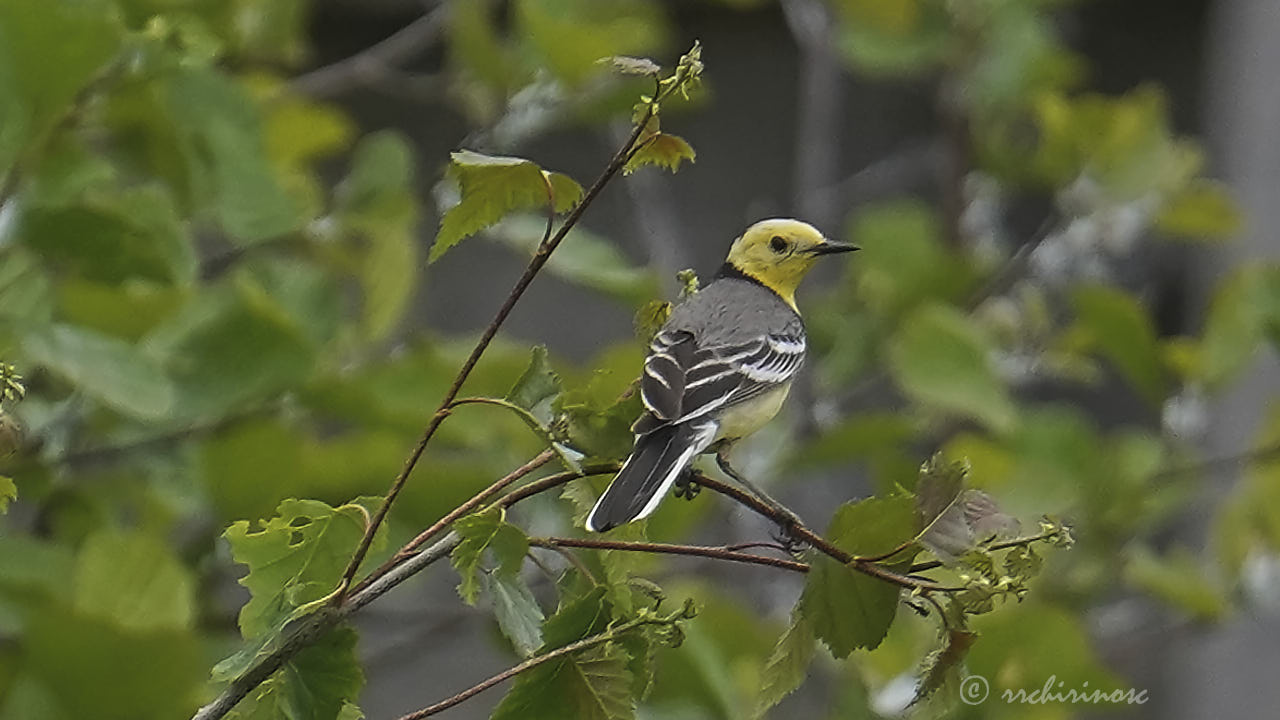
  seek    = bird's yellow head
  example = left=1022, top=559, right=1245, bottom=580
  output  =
left=725, top=218, right=857, bottom=310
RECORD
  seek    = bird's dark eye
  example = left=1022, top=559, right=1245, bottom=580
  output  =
left=769, top=236, right=788, bottom=254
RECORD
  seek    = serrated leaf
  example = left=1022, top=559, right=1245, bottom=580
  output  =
left=0, top=474, right=14, bottom=513
left=24, top=323, right=176, bottom=420
left=1003, top=544, right=1043, bottom=581
left=556, top=383, right=644, bottom=461
left=801, top=495, right=916, bottom=657
left=916, top=457, right=1018, bottom=562
left=488, top=572, right=545, bottom=657
left=800, top=553, right=900, bottom=657
left=226, top=624, right=364, bottom=720
left=624, top=132, right=695, bottom=174
left=451, top=509, right=529, bottom=604
left=634, top=300, right=672, bottom=344
left=914, top=628, right=978, bottom=703
left=827, top=494, right=919, bottom=557
left=547, top=171, right=584, bottom=212
left=223, top=499, right=377, bottom=638
left=542, top=586, right=611, bottom=650
left=887, top=303, right=1016, bottom=433
left=754, top=612, right=815, bottom=718
left=604, top=56, right=661, bottom=76
left=507, top=345, right=561, bottom=419
left=490, top=642, right=634, bottom=720
left=432, top=150, right=579, bottom=262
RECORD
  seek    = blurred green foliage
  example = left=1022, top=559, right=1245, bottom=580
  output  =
left=1, top=1, right=1278, bottom=720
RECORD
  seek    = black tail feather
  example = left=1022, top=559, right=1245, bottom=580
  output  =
left=585, top=422, right=711, bottom=532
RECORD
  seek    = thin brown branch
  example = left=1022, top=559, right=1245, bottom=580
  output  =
left=687, top=470, right=952, bottom=592
left=290, top=4, right=449, bottom=98
left=1152, top=442, right=1280, bottom=482
left=498, top=462, right=622, bottom=509
left=350, top=450, right=556, bottom=596
left=907, top=528, right=1065, bottom=574
left=334, top=101, right=661, bottom=602
left=531, top=537, right=810, bottom=574
left=397, top=612, right=676, bottom=720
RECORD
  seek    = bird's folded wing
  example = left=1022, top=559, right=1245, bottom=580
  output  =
left=639, top=329, right=805, bottom=430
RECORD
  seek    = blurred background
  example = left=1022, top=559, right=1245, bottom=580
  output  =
left=1, top=0, right=1278, bottom=719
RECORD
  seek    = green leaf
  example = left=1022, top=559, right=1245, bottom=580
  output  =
left=799, top=553, right=900, bottom=658
left=0, top=474, right=15, bottom=513
left=624, top=132, right=696, bottom=174
left=556, top=381, right=644, bottom=461
left=1156, top=179, right=1243, bottom=240
left=827, top=493, right=919, bottom=557
left=488, top=571, right=545, bottom=657
left=166, top=66, right=302, bottom=244
left=832, top=0, right=950, bottom=76
left=754, top=613, right=815, bottom=718
left=850, top=201, right=971, bottom=318
left=1198, top=265, right=1280, bottom=387
left=800, top=494, right=917, bottom=657
left=450, top=509, right=530, bottom=604
left=432, top=150, right=581, bottom=262
left=507, top=345, right=562, bottom=419
left=491, top=643, right=634, bottom=720
left=542, top=586, right=612, bottom=649
left=915, top=457, right=1018, bottom=562
left=23, top=603, right=204, bottom=720
left=516, top=0, right=667, bottom=86
left=0, top=248, right=54, bottom=333
left=17, top=185, right=196, bottom=286
left=1124, top=545, right=1227, bottom=621
left=73, top=529, right=194, bottom=633
left=23, top=324, right=176, bottom=420
left=1069, top=284, right=1167, bottom=404
left=224, top=498, right=377, bottom=638
left=226, top=625, right=364, bottom=720
left=0, top=0, right=123, bottom=174
left=337, top=131, right=420, bottom=342
left=887, top=302, right=1016, bottom=433
left=914, top=628, right=978, bottom=703
left=142, top=282, right=314, bottom=420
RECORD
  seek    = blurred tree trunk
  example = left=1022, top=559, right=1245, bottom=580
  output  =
left=1165, top=2, right=1280, bottom=718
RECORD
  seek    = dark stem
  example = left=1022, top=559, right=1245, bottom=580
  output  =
left=530, top=536, right=810, bottom=574
left=349, top=449, right=556, bottom=596
left=396, top=613, right=669, bottom=720
left=688, top=470, right=952, bottom=592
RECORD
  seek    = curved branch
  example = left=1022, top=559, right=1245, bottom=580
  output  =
left=687, top=470, right=953, bottom=592
left=335, top=95, right=663, bottom=601
left=396, top=611, right=681, bottom=720
left=530, top=536, right=809, bottom=574
left=290, top=5, right=450, bottom=98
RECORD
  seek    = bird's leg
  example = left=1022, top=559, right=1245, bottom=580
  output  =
left=672, top=469, right=701, bottom=500
left=714, top=448, right=805, bottom=536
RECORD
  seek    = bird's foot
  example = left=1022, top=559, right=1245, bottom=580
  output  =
left=672, top=471, right=701, bottom=500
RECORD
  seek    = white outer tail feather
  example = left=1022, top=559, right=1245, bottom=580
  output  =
left=584, top=421, right=718, bottom=532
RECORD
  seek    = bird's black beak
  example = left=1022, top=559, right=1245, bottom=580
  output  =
left=808, top=240, right=860, bottom=256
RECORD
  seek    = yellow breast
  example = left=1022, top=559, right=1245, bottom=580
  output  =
left=713, top=383, right=792, bottom=441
